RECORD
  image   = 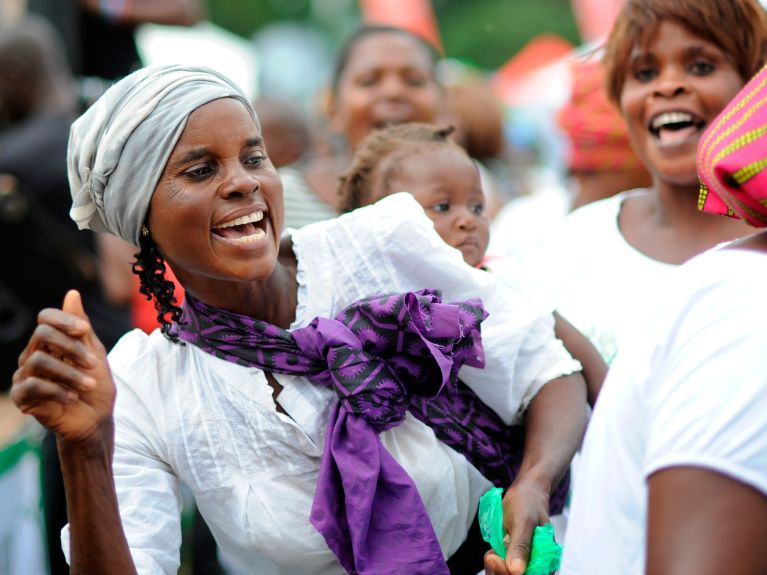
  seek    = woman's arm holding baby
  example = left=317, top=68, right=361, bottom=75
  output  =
left=553, top=312, right=607, bottom=405
left=495, top=372, right=588, bottom=575
left=12, top=291, right=137, bottom=575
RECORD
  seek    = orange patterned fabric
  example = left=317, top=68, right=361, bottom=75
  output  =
left=557, top=59, right=642, bottom=172
left=698, top=65, right=767, bottom=227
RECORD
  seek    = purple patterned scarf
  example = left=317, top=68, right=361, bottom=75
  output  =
left=172, top=289, right=567, bottom=574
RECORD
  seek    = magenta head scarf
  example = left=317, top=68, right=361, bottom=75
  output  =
left=697, top=64, right=767, bottom=227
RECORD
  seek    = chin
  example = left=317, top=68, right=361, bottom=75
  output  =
left=462, top=252, right=482, bottom=268
left=651, top=160, right=699, bottom=188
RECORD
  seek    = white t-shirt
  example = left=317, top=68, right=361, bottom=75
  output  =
left=535, top=189, right=675, bottom=365
left=487, top=171, right=570, bottom=262
left=64, top=193, right=581, bottom=575
left=561, top=246, right=767, bottom=574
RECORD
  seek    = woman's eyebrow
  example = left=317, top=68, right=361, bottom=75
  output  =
left=628, top=52, right=652, bottom=65
left=173, top=147, right=210, bottom=168
left=684, top=45, right=710, bottom=58
left=172, top=137, right=263, bottom=168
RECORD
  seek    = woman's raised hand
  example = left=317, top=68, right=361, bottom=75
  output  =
left=12, top=290, right=116, bottom=444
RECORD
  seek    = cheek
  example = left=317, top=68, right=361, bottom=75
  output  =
left=433, top=218, right=457, bottom=245
left=619, top=89, right=639, bottom=121
left=148, top=188, right=207, bottom=242
left=479, top=222, right=490, bottom=246
left=336, top=89, right=372, bottom=119
left=416, top=89, right=441, bottom=117
left=712, top=77, right=745, bottom=108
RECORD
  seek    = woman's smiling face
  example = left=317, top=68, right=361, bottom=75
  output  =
left=146, top=97, right=284, bottom=290
left=619, top=20, right=744, bottom=187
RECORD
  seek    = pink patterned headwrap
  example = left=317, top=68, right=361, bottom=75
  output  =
left=557, top=59, right=641, bottom=172
left=697, top=65, right=767, bottom=227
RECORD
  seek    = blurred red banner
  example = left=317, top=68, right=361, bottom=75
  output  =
left=359, top=0, right=442, bottom=53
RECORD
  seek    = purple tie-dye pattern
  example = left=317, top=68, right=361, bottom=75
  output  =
left=171, top=289, right=568, bottom=574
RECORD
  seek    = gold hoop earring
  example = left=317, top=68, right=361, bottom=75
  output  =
left=141, top=225, right=149, bottom=237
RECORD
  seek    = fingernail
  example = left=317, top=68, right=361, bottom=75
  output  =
left=82, top=376, right=97, bottom=389
left=85, top=353, right=98, bottom=367
left=511, top=559, right=526, bottom=574
left=66, top=391, right=78, bottom=402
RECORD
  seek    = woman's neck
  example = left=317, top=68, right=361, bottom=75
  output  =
left=618, top=179, right=755, bottom=264
left=180, top=237, right=299, bottom=329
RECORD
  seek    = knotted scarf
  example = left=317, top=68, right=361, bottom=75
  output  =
left=697, top=64, right=767, bottom=228
left=172, top=289, right=567, bottom=574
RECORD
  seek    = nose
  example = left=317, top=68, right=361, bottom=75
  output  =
left=455, top=208, right=478, bottom=230
left=379, top=73, right=408, bottom=99
left=652, top=66, right=689, bottom=99
left=219, top=162, right=259, bottom=199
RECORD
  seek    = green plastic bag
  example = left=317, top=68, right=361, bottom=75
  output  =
left=478, top=487, right=506, bottom=559
left=477, top=487, right=563, bottom=575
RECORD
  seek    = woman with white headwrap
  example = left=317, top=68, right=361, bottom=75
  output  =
left=10, top=65, right=587, bottom=575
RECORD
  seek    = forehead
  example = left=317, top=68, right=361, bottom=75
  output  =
left=344, top=33, right=433, bottom=74
left=173, top=98, right=260, bottom=151
left=389, top=145, right=479, bottom=187
left=630, top=20, right=718, bottom=57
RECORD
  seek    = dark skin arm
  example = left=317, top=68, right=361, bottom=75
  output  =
left=485, top=372, right=588, bottom=575
left=646, top=466, right=767, bottom=575
left=11, top=291, right=137, bottom=574
left=553, top=312, right=607, bottom=406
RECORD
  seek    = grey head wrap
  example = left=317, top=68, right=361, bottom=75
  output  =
left=68, top=64, right=258, bottom=246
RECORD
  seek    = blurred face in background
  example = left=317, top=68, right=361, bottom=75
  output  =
left=329, top=31, right=443, bottom=150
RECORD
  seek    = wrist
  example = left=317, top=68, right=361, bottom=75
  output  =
left=57, top=417, right=115, bottom=460
left=513, top=464, right=556, bottom=495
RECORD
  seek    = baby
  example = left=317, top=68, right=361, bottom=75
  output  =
left=339, top=123, right=490, bottom=267
left=339, top=122, right=606, bottom=403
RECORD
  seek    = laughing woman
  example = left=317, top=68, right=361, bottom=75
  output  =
left=560, top=60, right=767, bottom=575
left=528, top=0, right=767, bottom=373
left=10, top=65, right=587, bottom=575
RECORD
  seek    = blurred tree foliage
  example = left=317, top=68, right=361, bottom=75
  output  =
left=207, top=0, right=581, bottom=70
left=435, top=0, right=581, bottom=68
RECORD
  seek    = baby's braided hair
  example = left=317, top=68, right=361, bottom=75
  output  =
left=337, top=122, right=459, bottom=213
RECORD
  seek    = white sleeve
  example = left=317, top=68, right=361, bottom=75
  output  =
left=330, top=193, right=582, bottom=424
left=644, top=275, right=767, bottom=495
left=62, top=353, right=184, bottom=575
left=113, top=375, right=185, bottom=574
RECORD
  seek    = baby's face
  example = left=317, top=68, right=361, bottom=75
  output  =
left=382, top=146, right=490, bottom=267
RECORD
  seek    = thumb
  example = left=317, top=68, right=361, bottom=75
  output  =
left=505, top=518, right=535, bottom=575
left=62, top=289, right=88, bottom=319
left=62, top=290, right=93, bottom=337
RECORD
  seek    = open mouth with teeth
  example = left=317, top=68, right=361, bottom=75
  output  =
left=649, top=111, right=706, bottom=144
left=212, top=211, right=267, bottom=243
left=372, top=118, right=411, bottom=130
